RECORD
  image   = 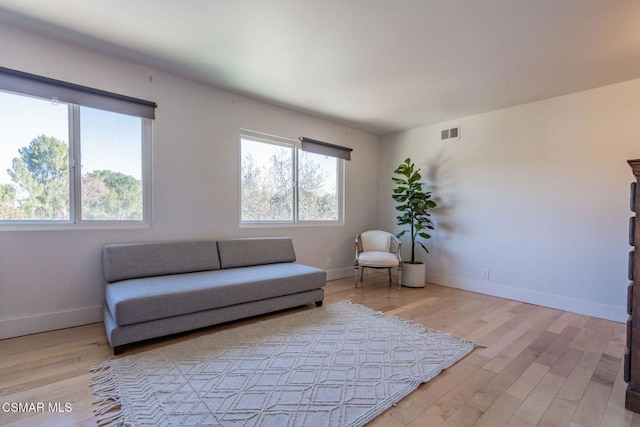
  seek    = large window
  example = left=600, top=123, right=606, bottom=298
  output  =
left=240, top=133, right=344, bottom=224
left=0, top=68, right=154, bottom=227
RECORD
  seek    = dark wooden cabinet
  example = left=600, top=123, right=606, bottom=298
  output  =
left=627, top=159, right=640, bottom=412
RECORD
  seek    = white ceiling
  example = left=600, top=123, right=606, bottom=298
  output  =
left=1, top=0, right=640, bottom=135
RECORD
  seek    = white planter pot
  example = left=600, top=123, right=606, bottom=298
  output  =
left=402, top=262, right=425, bottom=288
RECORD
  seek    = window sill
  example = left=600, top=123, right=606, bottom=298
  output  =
left=240, top=221, right=344, bottom=229
left=0, top=222, right=151, bottom=232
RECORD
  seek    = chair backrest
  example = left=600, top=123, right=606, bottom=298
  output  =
left=360, top=230, right=392, bottom=252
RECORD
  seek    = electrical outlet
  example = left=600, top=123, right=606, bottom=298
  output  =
left=325, top=258, right=332, bottom=269
left=481, top=269, right=490, bottom=280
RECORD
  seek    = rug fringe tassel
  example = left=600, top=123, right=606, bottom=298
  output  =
left=89, top=360, right=126, bottom=427
left=89, top=360, right=111, bottom=373
left=96, top=410, right=126, bottom=427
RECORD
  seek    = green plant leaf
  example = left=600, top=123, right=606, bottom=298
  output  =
left=392, top=157, right=437, bottom=258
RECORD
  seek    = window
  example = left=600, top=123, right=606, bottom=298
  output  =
left=298, top=150, right=340, bottom=221
left=79, top=106, right=146, bottom=221
left=240, top=132, right=344, bottom=224
left=0, top=67, right=155, bottom=227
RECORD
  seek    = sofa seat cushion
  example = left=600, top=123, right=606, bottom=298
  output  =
left=358, top=251, right=399, bottom=267
left=105, top=263, right=326, bottom=326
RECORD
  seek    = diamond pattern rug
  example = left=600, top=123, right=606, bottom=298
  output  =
left=90, top=301, right=477, bottom=426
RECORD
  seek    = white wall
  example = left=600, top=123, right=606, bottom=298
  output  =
left=380, top=79, right=640, bottom=322
left=0, top=24, right=380, bottom=339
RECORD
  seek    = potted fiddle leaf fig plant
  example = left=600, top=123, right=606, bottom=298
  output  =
left=392, top=158, right=437, bottom=287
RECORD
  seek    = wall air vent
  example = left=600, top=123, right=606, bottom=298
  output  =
left=441, top=126, right=460, bottom=140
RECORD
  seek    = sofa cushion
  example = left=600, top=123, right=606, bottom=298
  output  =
left=217, top=237, right=296, bottom=269
left=358, top=251, right=399, bottom=267
left=105, top=263, right=326, bottom=326
left=103, top=241, right=220, bottom=283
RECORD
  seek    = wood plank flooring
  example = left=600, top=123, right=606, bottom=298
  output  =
left=0, top=274, right=634, bottom=426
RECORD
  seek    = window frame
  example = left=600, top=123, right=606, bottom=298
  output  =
left=0, top=89, right=153, bottom=230
left=239, top=131, right=344, bottom=227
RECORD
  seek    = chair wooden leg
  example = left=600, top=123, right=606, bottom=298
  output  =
left=398, top=266, right=402, bottom=289
left=360, top=267, right=365, bottom=282
left=388, top=268, right=392, bottom=287
left=354, top=266, right=358, bottom=287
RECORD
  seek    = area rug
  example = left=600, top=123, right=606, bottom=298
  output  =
left=90, top=301, right=477, bottom=427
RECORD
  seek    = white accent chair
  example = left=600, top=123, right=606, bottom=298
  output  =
left=354, top=230, right=402, bottom=288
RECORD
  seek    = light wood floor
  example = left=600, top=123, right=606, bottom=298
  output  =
left=0, top=274, right=635, bottom=426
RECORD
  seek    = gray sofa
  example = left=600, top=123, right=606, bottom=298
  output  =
left=102, top=237, right=326, bottom=354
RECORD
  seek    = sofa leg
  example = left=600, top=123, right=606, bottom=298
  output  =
left=113, top=345, right=125, bottom=356
left=315, top=300, right=323, bottom=307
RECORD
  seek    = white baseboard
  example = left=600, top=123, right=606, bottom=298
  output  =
left=425, top=272, right=626, bottom=323
left=5, top=271, right=620, bottom=340
left=0, top=268, right=353, bottom=340
left=0, top=305, right=103, bottom=340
